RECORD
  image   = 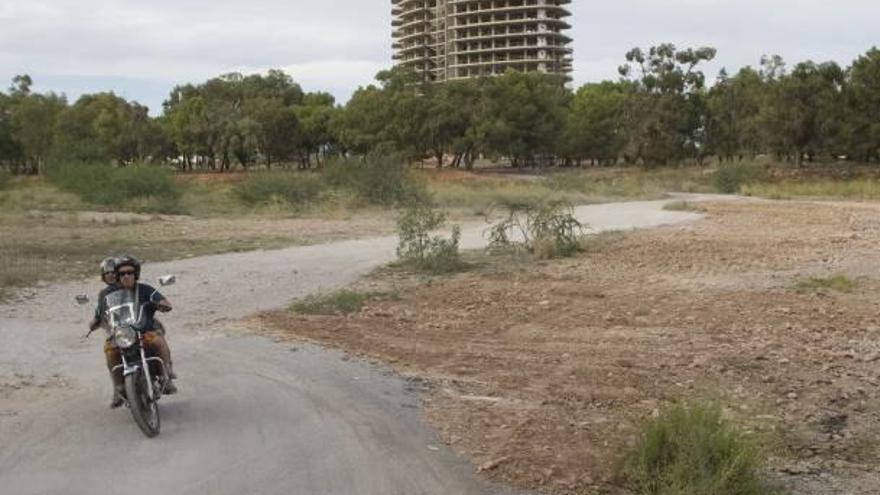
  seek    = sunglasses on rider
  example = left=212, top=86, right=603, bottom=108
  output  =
left=118, top=270, right=136, bottom=276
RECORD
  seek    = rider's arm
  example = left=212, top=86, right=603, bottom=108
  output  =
left=145, top=284, right=171, bottom=312
left=156, top=298, right=172, bottom=313
left=89, top=292, right=107, bottom=331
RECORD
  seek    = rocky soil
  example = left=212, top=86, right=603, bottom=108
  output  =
left=259, top=200, right=880, bottom=494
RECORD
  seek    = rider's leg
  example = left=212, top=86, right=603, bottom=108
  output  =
left=153, top=319, right=172, bottom=374
left=104, top=341, right=124, bottom=408
left=143, top=331, right=177, bottom=393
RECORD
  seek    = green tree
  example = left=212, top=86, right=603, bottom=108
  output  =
left=479, top=70, right=570, bottom=167
left=294, top=92, right=337, bottom=168
left=0, top=91, right=23, bottom=170
left=51, top=92, right=158, bottom=165
left=705, top=67, right=767, bottom=161
left=765, top=61, right=846, bottom=164
left=618, top=44, right=717, bottom=165
left=847, top=48, right=880, bottom=162
left=8, top=91, right=66, bottom=173
left=566, top=81, right=629, bottom=166
left=162, top=70, right=306, bottom=171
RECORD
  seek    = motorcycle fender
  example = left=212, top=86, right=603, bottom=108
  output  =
left=123, top=364, right=141, bottom=377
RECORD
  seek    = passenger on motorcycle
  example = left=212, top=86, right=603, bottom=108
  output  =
left=89, top=256, right=177, bottom=408
left=90, top=257, right=119, bottom=329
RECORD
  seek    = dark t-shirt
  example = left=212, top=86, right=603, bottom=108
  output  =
left=93, top=284, right=117, bottom=325
left=96, top=283, right=164, bottom=332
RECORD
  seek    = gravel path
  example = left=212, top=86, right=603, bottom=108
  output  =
left=0, top=198, right=706, bottom=495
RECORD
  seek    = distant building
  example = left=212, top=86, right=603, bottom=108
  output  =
left=392, top=0, right=572, bottom=82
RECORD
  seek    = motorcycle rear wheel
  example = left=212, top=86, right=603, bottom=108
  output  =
left=125, top=372, right=160, bottom=438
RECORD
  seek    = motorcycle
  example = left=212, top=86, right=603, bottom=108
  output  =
left=77, top=274, right=176, bottom=438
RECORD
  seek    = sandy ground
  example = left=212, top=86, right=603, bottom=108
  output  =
left=258, top=199, right=880, bottom=494
left=0, top=209, right=397, bottom=298
left=0, top=199, right=699, bottom=495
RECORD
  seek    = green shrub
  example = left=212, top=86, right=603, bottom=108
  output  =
left=396, top=201, right=462, bottom=274
left=621, top=402, right=783, bottom=495
left=714, top=162, right=762, bottom=194
left=0, top=170, right=11, bottom=191
left=324, top=155, right=425, bottom=206
left=46, top=162, right=180, bottom=213
left=235, top=171, right=325, bottom=207
left=662, top=200, right=706, bottom=212
left=290, top=289, right=369, bottom=315
left=795, top=274, right=855, bottom=293
left=487, top=200, right=585, bottom=259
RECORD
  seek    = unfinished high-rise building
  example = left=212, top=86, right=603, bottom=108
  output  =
left=392, top=0, right=572, bottom=82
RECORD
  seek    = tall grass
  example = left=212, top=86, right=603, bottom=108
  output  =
left=620, top=402, right=783, bottom=495
left=714, top=162, right=764, bottom=194
left=0, top=170, right=11, bottom=191
left=546, top=167, right=715, bottom=197
left=234, top=171, right=326, bottom=208
left=46, top=162, right=181, bottom=213
left=324, top=155, right=426, bottom=206
left=743, top=179, right=880, bottom=200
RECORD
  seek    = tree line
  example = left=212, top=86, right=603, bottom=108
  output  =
left=1, top=44, right=878, bottom=174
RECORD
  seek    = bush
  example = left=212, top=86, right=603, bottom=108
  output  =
left=46, top=162, right=180, bottom=213
left=662, top=200, right=706, bottom=212
left=290, top=289, right=369, bottom=315
left=620, top=402, right=783, bottom=495
left=714, top=162, right=761, bottom=194
left=396, top=201, right=462, bottom=274
left=324, top=155, right=425, bottom=206
left=486, top=200, right=584, bottom=259
left=235, top=171, right=325, bottom=207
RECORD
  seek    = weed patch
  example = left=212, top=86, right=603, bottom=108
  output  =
left=795, top=274, right=856, bottom=293
left=486, top=200, right=584, bottom=259
left=396, top=201, right=462, bottom=274
left=620, top=402, right=783, bottom=495
left=290, top=289, right=370, bottom=315
left=663, top=200, right=707, bottom=212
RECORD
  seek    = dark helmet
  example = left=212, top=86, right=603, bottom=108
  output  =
left=100, top=257, right=118, bottom=279
left=115, top=255, right=142, bottom=280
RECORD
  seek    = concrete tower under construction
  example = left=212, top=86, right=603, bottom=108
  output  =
left=392, top=0, right=572, bottom=82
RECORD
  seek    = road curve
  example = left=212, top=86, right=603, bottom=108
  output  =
left=0, top=198, right=705, bottom=495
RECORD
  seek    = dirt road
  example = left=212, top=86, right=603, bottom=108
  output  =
left=0, top=199, right=703, bottom=495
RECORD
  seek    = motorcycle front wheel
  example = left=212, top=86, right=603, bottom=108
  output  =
left=125, top=371, right=160, bottom=438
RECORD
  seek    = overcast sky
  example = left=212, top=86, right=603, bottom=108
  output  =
left=1, top=1, right=876, bottom=114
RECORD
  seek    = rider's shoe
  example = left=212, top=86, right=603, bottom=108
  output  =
left=110, top=388, right=124, bottom=408
left=168, top=363, right=177, bottom=380
left=164, top=380, right=178, bottom=395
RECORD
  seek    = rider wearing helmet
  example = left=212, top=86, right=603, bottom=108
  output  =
left=88, top=257, right=119, bottom=332
left=90, top=256, right=177, bottom=407
left=100, top=257, right=118, bottom=286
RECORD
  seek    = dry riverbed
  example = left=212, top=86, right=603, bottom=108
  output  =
left=257, top=200, right=880, bottom=494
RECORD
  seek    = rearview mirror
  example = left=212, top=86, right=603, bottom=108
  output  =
left=75, top=294, right=90, bottom=305
left=158, top=275, right=176, bottom=287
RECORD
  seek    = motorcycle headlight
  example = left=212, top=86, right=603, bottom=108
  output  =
left=113, top=325, right=137, bottom=349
